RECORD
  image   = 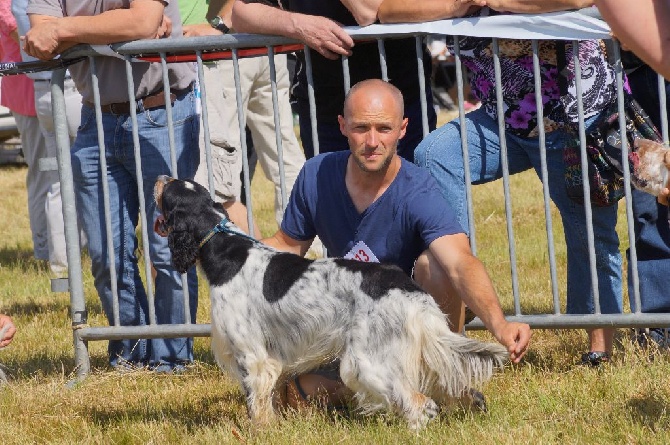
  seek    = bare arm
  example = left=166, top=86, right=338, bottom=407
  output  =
left=25, top=0, right=168, bottom=60
left=378, top=0, right=486, bottom=23
left=231, top=0, right=354, bottom=60
left=596, top=0, right=670, bottom=80
left=261, top=229, right=313, bottom=257
left=339, top=0, right=383, bottom=26
left=183, top=0, right=233, bottom=37
left=478, top=0, right=593, bottom=14
left=378, top=0, right=592, bottom=23
left=429, top=234, right=531, bottom=363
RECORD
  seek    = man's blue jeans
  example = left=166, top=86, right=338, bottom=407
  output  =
left=72, top=89, right=200, bottom=369
left=415, top=108, right=622, bottom=315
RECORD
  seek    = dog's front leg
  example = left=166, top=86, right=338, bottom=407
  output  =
left=240, top=357, right=283, bottom=425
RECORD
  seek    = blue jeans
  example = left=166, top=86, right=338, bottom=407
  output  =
left=72, top=89, right=200, bottom=369
left=297, top=89, right=437, bottom=162
left=627, top=64, right=670, bottom=313
left=415, top=108, right=622, bottom=315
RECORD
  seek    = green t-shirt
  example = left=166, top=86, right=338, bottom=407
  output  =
left=179, top=0, right=210, bottom=25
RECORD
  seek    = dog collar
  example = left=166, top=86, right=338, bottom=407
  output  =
left=198, top=216, right=260, bottom=249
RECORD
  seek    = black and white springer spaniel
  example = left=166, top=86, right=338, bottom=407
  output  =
left=154, top=175, right=508, bottom=430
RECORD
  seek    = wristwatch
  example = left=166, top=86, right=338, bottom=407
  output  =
left=210, top=16, right=230, bottom=34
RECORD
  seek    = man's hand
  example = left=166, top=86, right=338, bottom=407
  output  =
left=24, top=17, right=61, bottom=60
left=0, top=314, right=16, bottom=348
left=293, top=15, right=354, bottom=60
left=156, top=14, right=172, bottom=39
left=493, top=321, right=531, bottom=363
left=183, top=23, right=222, bottom=37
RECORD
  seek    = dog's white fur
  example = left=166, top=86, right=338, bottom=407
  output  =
left=155, top=176, right=509, bottom=430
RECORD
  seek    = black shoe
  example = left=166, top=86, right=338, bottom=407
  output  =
left=633, top=328, right=670, bottom=350
left=580, top=351, right=610, bottom=367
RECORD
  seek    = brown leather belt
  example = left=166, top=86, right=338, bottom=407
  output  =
left=90, top=89, right=179, bottom=115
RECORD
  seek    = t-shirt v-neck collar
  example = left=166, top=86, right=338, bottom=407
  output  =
left=342, top=156, right=402, bottom=220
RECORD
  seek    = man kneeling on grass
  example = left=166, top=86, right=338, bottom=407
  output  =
left=260, top=79, right=531, bottom=410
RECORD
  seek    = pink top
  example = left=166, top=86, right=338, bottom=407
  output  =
left=0, top=0, right=35, bottom=116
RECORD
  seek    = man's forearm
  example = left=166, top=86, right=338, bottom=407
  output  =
left=481, top=0, right=593, bottom=14
left=378, top=0, right=479, bottom=23
left=29, top=2, right=164, bottom=45
left=450, top=256, right=509, bottom=336
left=231, top=1, right=298, bottom=38
left=378, top=0, right=593, bottom=23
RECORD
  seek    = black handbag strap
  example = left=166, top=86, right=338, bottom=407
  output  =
left=556, top=40, right=569, bottom=97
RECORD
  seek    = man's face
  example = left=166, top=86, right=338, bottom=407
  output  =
left=338, top=91, right=408, bottom=173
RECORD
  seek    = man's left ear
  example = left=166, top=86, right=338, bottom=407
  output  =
left=399, top=117, right=409, bottom=139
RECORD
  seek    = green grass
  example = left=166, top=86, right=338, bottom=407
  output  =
left=1, top=133, right=669, bottom=444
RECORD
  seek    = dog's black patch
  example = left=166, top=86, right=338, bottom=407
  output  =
left=334, top=259, right=422, bottom=300
left=262, top=253, right=313, bottom=302
left=199, top=237, right=252, bottom=287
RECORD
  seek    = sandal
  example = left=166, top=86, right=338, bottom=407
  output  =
left=580, top=351, right=610, bottom=367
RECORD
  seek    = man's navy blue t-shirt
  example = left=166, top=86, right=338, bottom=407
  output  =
left=281, top=151, right=464, bottom=276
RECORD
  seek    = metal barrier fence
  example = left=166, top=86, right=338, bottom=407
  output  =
left=44, top=9, right=670, bottom=379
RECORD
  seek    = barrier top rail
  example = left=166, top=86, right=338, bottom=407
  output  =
left=55, top=8, right=610, bottom=62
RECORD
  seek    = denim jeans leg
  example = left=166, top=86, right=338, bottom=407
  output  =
left=71, top=105, right=149, bottom=367
left=414, top=108, right=531, bottom=235
left=130, top=91, right=200, bottom=368
left=526, top=128, right=622, bottom=315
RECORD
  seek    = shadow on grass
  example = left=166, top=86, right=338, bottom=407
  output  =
left=0, top=351, right=79, bottom=379
left=4, top=298, right=71, bottom=317
left=0, top=246, right=50, bottom=274
left=627, top=395, right=669, bottom=431
left=85, top=392, right=249, bottom=431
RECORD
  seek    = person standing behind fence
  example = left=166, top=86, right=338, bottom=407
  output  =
left=0, top=0, right=54, bottom=270
left=620, top=52, right=670, bottom=348
left=231, top=0, right=437, bottom=162
left=181, top=0, right=305, bottom=228
left=11, top=0, right=83, bottom=277
left=379, top=2, right=623, bottom=366
left=25, top=0, right=200, bottom=373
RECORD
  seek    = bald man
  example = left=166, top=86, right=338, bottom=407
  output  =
left=260, top=79, right=530, bottom=409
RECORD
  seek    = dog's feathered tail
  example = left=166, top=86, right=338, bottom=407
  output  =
left=405, top=303, right=509, bottom=399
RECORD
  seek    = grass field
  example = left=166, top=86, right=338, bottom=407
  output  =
left=0, top=129, right=669, bottom=444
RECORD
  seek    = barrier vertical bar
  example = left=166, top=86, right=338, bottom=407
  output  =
left=377, top=39, right=388, bottom=81
left=572, top=40, right=601, bottom=313
left=304, top=48, right=320, bottom=156
left=532, top=40, right=560, bottom=314
left=232, top=49, right=255, bottom=235
left=415, top=35, right=429, bottom=138
left=124, top=56, right=157, bottom=324
left=52, top=67, right=89, bottom=379
left=492, top=38, right=521, bottom=306
left=196, top=51, right=217, bottom=197
left=267, top=47, right=288, bottom=211
left=453, top=37, right=476, bottom=254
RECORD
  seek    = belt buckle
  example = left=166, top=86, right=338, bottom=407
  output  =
left=109, top=102, right=121, bottom=114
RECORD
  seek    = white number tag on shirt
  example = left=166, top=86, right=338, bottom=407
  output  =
left=344, top=241, right=380, bottom=263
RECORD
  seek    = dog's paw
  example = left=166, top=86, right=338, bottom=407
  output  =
left=467, top=388, right=488, bottom=412
left=407, top=396, right=439, bottom=430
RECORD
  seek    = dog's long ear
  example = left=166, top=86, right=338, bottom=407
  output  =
left=166, top=210, right=199, bottom=274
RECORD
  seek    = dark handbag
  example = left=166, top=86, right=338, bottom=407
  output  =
left=558, top=41, right=663, bottom=207
left=563, top=93, right=663, bottom=206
